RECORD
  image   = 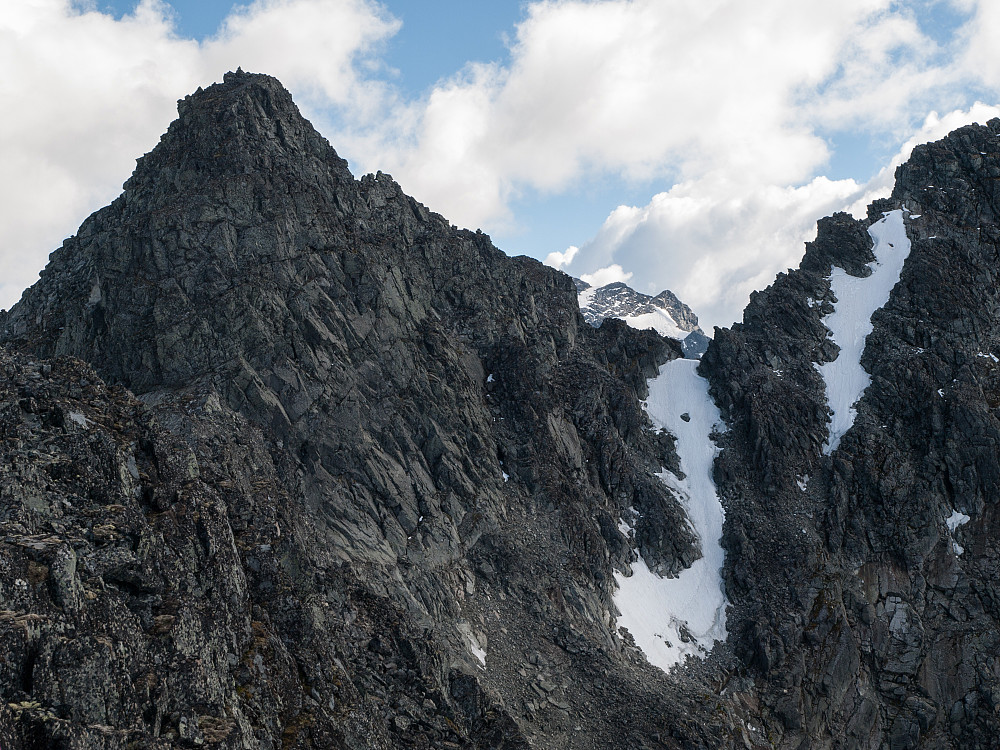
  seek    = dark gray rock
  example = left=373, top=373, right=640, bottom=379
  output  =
left=0, top=71, right=719, bottom=749
left=700, top=118, right=1000, bottom=747
left=681, top=330, right=710, bottom=359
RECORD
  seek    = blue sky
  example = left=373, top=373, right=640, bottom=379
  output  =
left=4, top=0, right=1000, bottom=328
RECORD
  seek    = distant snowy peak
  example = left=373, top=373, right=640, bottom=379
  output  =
left=575, top=279, right=707, bottom=355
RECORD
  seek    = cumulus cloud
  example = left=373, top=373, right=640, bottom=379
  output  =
left=0, top=0, right=396, bottom=310
left=544, top=244, right=579, bottom=269
left=572, top=99, right=1000, bottom=331
left=573, top=174, right=865, bottom=330
left=580, top=264, right=632, bottom=288
left=346, top=0, right=939, bottom=231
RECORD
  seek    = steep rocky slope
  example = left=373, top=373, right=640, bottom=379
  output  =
left=0, top=71, right=724, bottom=749
left=701, top=120, right=1000, bottom=748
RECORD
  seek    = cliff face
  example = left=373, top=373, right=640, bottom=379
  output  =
left=702, top=120, right=1000, bottom=748
left=0, top=71, right=714, bottom=749
left=4, top=69, right=1000, bottom=750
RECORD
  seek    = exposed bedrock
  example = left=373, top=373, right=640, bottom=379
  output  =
left=702, top=119, right=1000, bottom=748
left=0, top=71, right=723, bottom=749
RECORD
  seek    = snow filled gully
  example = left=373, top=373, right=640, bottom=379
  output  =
left=613, top=358, right=729, bottom=671
left=817, top=209, right=912, bottom=454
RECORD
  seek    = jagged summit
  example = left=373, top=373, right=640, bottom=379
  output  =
left=575, top=279, right=708, bottom=357
left=135, top=69, right=354, bottom=190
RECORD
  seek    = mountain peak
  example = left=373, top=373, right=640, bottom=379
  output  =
left=125, top=69, right=352, bottom=204
left=576, top=278, right=704, bottom=349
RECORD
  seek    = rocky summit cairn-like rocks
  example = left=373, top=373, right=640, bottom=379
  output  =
left=3, top=69, right=1000, bottom=749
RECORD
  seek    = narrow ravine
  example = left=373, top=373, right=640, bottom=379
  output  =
left=818, top=209, right=912, bottom=454
left=613, top=358, right=728, bottom=671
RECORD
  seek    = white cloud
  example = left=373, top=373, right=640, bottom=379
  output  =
left=544, top=244, right=579, bottom=269
left=0, top=0, right=397, bottom=311
left=573, top=174, right=864, bottom=330
left=580, top=264, right=632, bottom=288
left=343, top=0, right=934, bottom=231
left=571, top=99, right=1000, bottom=331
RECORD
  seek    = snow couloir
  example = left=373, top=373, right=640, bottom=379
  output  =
left=817, top=209, right=912, bottom=454
left=613, top=358, right=728, bottom=671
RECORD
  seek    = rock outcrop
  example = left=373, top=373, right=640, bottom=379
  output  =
left=701, top=120, right=1000, bottom=748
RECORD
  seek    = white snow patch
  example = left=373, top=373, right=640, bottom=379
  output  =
left=486, top=373, right=494, bottom=383
left=909, top=214, right=921, bottom=219
left=613, top=358, right=728, bottom=671
left=817, top=210, right=912, bottom=454
left=619, top=310, right=687, bottom=341
left=946, top=510, right=970, bottom=532
left=577, top=286, right=596, bottom=311
left=68, top=411, right=90, bottom=429
left=938, top=389, right=945, bottom=397
left=796, top=475, right=810, bottom=492
left=457, top=622, right=486, bottom=667
left=618, top=507, right=637, bottom=537
left=947, top=510, right=970, bottom=555
left=977, top=353, right=999, bottom=362
left=502, top=472, right=509, bottom=482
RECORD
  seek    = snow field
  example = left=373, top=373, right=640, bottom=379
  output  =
left=613, top=358, right=728, bottom=670
left=817, top=210, right=912, bottom=454
left=619, top=309, right=687, bottom=340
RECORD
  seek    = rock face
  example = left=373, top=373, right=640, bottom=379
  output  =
left=701, top=120, right=1000, bottom=748
left=3, top=68, right=1000, bottom=750
left=0, top=71, right=718, bottom=749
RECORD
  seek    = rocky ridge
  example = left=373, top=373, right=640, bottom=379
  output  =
left=700, top=119, right=1000, bottom=748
